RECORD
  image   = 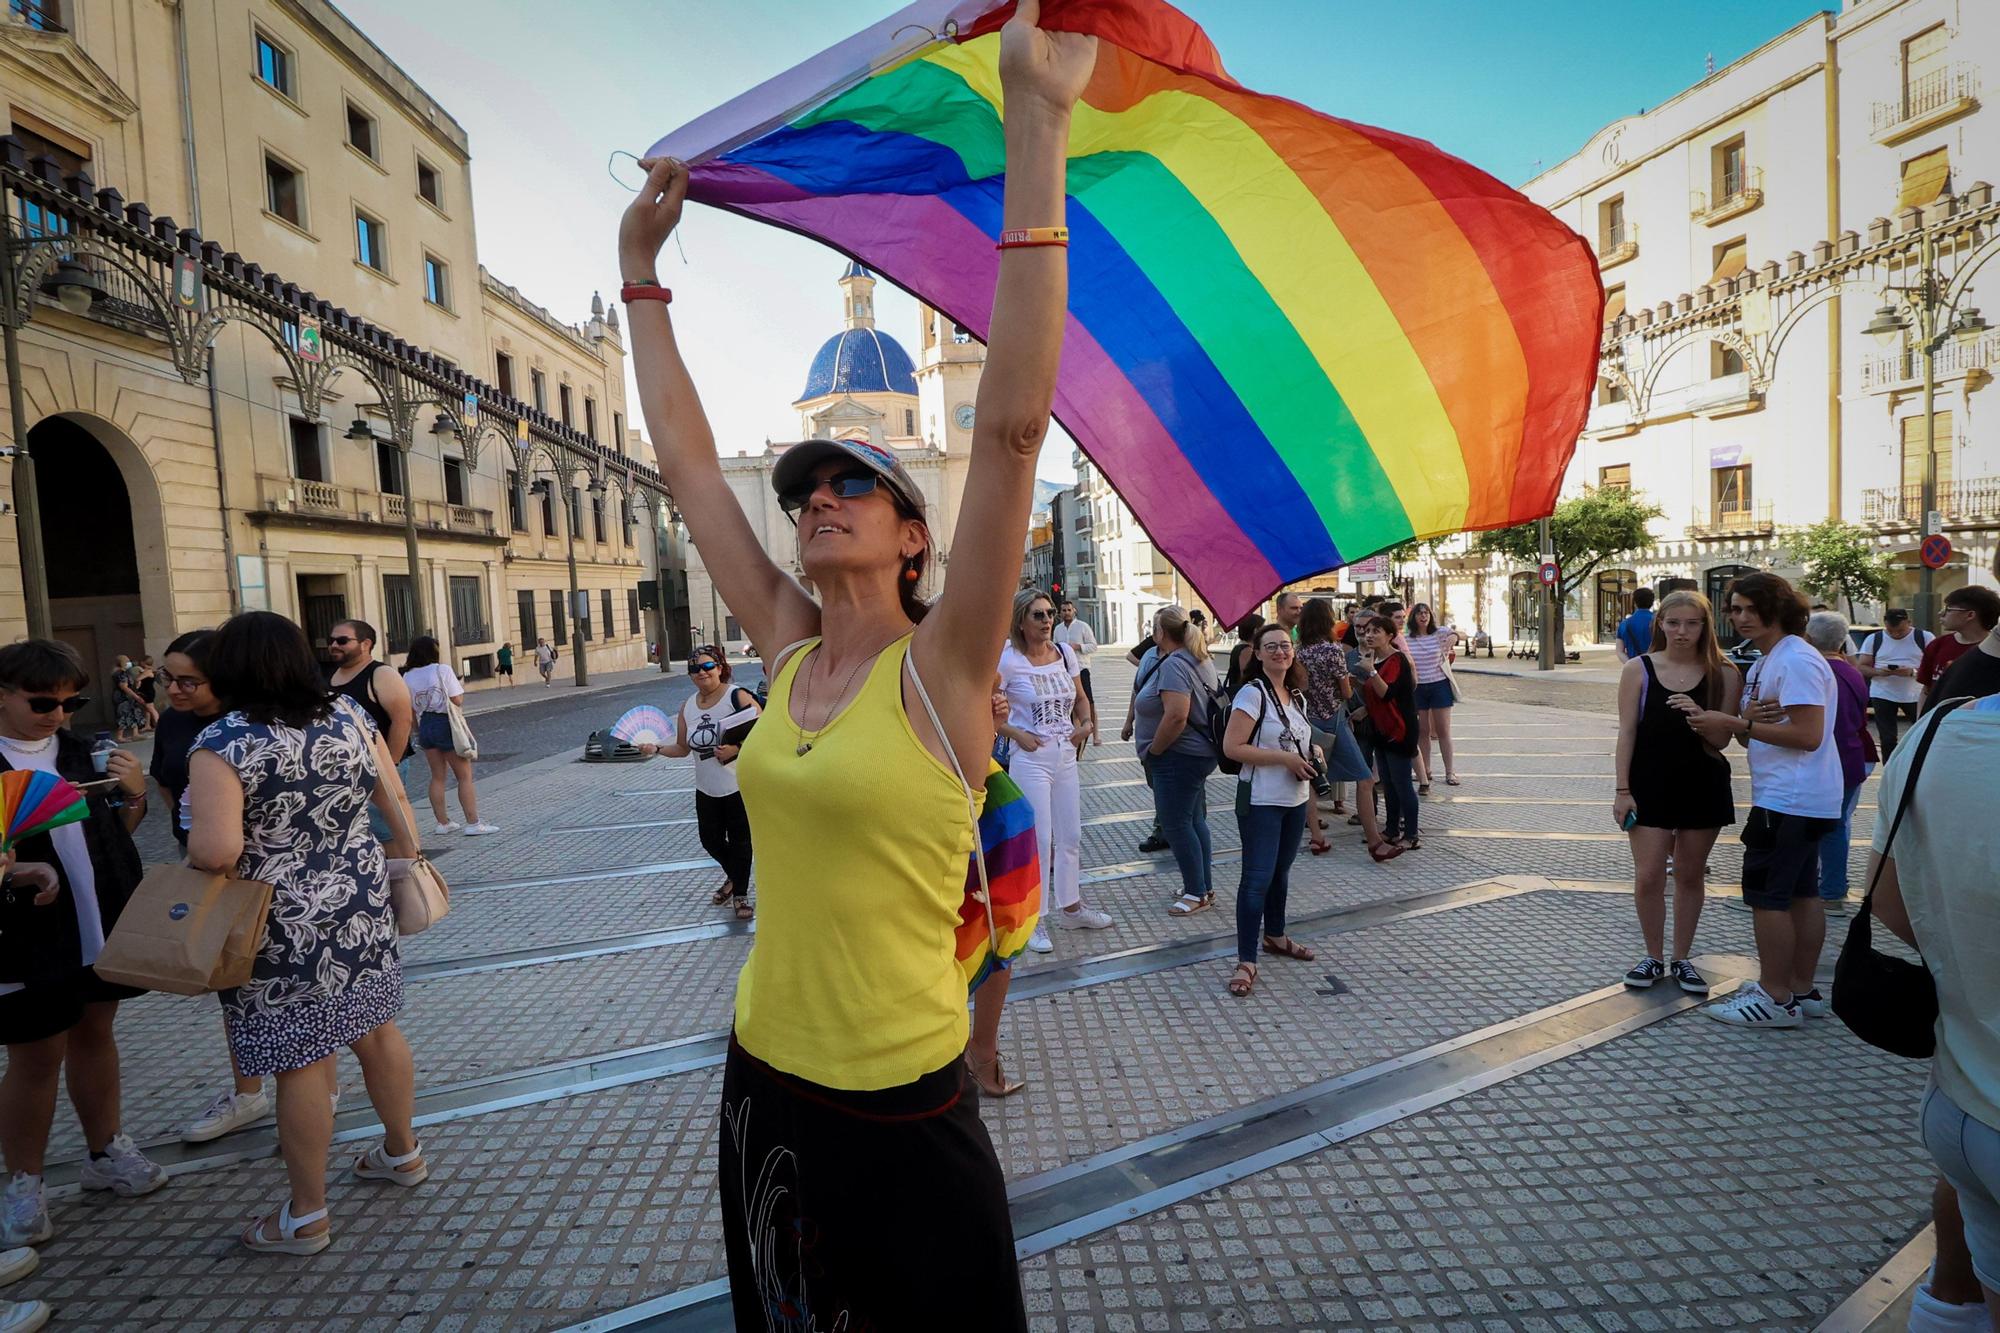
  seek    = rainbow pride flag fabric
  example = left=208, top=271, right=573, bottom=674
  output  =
left=649, top=0, right=1602, bottom=622
left=956, top=761, right=1041, bottom=994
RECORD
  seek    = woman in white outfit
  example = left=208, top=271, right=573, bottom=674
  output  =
left=998, top=588, right=1106, bottom=953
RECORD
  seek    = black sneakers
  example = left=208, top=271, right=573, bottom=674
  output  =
left=1623, top=957, right=1665, bottom=988
left=1137, top=834, right=1169, bottom=853
left=1669, top=959, right=1710, bottom=994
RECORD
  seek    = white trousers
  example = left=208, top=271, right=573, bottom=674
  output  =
left=1011, top=738, right=1081, bottom=913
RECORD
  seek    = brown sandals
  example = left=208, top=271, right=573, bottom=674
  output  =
left=1228, top=962, right=1257, bottom=997
left=1262, top=936, right=1316, bottom=962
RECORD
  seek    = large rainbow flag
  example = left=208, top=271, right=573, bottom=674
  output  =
left=649, top=0, right=1602, bottom=621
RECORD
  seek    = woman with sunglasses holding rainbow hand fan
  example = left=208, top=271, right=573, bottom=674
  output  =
left=619, top=4, right=1091, bottom=1322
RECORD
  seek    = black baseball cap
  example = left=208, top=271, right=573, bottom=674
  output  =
left=1883, top=608, right=1910, bottom=624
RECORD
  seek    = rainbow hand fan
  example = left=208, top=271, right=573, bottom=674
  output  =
left=610, top=705, right=676, bottom=747
left=0, top=769, right=90, bottom=852
left=956, top=761, right=1041, bottom=995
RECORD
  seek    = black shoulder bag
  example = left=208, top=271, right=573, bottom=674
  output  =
left=1831, top=696, right=1971, bottom=1059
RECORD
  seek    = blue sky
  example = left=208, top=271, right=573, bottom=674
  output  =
left=337, top=0, right=1825, bottom=479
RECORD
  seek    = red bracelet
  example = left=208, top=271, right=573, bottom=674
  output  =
left=620, top=284, right=673, bottom=304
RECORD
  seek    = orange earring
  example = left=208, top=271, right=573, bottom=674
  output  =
left=902, top=563, right=920, bottom=583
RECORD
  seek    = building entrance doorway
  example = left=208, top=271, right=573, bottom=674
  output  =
left=295, top=575, right=350, bottom=658
left=1705, top=564, right=1757, bottom=648
left=30, top=415, right=148, bottom=733
left=1595, top=569, right=1637, bottom=643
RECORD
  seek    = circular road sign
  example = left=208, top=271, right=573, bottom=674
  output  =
left=1537, top=560, right=1560, bottom=587
left=1920, top=534, right=1952, bottom=570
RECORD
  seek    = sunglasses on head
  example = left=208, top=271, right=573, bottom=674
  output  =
left=779, top=468, right=881, bottom=515
left=689, top=660, right=719, bottom=673
left=22, top=694, right=89, bottom=715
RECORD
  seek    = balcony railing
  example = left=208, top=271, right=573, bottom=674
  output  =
left=1688, top=501, right=1775, bottom=539
left=1597, top=220, right=1638, bottom=268
left=255, top=474, right=497, bottom=536
left=1859, top=334, right=1999, bottom=391
left=1872, top=63, right=1981, bottom=142
left=1861, top=474, right=2000, bottom=527
left=1690, top=166, right=1764, bottom=225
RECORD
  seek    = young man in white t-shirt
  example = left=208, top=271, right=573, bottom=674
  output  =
left=1854, top=608, right=1926, bottom=756
left=1679, top=573, right=1843, bottom=1028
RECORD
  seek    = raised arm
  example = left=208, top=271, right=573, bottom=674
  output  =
left=619, top=164, right=821, bottom=663
left=915, top=1, right=1096, bottom=700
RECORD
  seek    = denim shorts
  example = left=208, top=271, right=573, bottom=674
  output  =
left=1739, top=806, right=1836, bottom=910
left=416, top=710, right=455, bottom=753
left=1414, top=679, right=1455, bottom=710
left=1922, top=1079, right=2000, bottom=1289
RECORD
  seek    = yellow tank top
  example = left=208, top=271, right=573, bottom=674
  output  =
left=732, top=634, right=983, bottom=1091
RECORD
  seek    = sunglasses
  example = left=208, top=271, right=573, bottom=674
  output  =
left=327, top=635, right=357, bottom=646
left=162, top=674, right=209, bottom=692
left=22, top=695, right=89, bottom=715
left=689, top=660, right=720, bottom=673
left=1025, top=609, right=1055, bottom=622
left=779, top=468, right=881, bottom=515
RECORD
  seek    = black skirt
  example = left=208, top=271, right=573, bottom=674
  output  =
left=719, top=1036, right=1027, bottom=1332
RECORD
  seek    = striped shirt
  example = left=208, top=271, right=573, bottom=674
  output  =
left=1406, top=632, right=1451, bottom=684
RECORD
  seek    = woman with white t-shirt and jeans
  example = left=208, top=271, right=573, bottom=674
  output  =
left=1221, top=624, right=1329, bottom=998
left=644, top=645, right=759, bottom=918
left=400, top=636, right=495, bottom=836
left=998, top=588, right=1106, bottom=953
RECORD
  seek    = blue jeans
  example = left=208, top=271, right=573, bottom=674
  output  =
left=1236, top=800, right=1307, bottom=962
left=1818, top=782, right=1864, bottom=901
left=1378, top=749, right=1418, bottom=841
left=1150, top=749, right=1215, bottom=901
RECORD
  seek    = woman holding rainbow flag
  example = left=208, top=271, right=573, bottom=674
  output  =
left=618, top=2, right=1091, bottom=1322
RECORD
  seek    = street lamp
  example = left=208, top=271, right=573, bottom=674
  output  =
left=1871, top=226, right=1984, bottom=629
left=530, top=472, right=588, bottom=686
left=41, top=258, right=105, bottom=316
left=343, top=416, right=430, bottom=646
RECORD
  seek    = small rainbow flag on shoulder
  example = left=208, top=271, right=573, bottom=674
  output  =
left=650, top=0, right=1602, bottom=624
left=957, top=761, right=1040, bottom=994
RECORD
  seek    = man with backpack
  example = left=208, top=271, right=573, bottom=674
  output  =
left=1855, top=609, right=1927, bottom=756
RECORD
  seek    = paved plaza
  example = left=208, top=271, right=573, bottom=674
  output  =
left=31, top=661, right=1935, bottom=1331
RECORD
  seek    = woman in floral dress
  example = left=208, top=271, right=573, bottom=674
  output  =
left=186, top=611, right=427, bottom=1255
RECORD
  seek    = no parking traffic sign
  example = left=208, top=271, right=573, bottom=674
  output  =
left=1920, top=534, right=1952, bottom=570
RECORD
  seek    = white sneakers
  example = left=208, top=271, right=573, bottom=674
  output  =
left=0, top=1179, right=48, bottom=1249
left=433, top=820, right=462, bottom=835
left=0, top=1250, right=44, bottom=1333
left=1908, top=1270, right=1994, bottom=1332
left=1026, top=923, right=1053, bottom=954
left=1704, top=982, right=1801, bottom=1028
left=77, top=1134, right=168, bottom=1197
left=463, top=822, right=500, bottom=836
left=182, top=1088, right=272, bottom=1143
left=1054, top=905, right=1114, bottom=930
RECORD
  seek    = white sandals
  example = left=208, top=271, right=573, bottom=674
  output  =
left=241, top=1200, right=330, bottom=1256
left=353, top=1141, right=427, bottom=1187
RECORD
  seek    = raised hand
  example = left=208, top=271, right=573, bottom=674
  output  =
left=999, top=0, right=1098, bottom=115
left=618, top=157, right=690, bottom=280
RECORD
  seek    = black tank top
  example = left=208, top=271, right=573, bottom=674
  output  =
left=327, top=660, right=393, bottom=740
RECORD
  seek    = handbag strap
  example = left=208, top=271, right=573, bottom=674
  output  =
left=901, top=647, right=999, bottom=954
left=373, top=729, right=427, bottom=860
left=1862, top=695, right=1971, bottom=908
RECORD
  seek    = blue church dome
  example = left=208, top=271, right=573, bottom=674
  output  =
left=799, top=326, right=919, bottom=401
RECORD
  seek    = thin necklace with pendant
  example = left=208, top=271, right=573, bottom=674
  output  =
left=793, top=636, right=895, bottom=756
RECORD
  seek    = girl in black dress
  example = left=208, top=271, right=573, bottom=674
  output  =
left=1613, top=589, right=1740, bottom=994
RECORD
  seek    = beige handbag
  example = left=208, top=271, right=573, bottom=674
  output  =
left=94, top=865, right=274, bottom=995
left=379, top=738, right=450, bottom=935
left=445, top=699, right=478, bottom=759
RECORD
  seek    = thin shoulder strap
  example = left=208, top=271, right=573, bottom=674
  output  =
left=903, top=646, right=999, bottom=949
left=1864, top=696, right=1970, bottom=907
left=768, top=637, right=817, bottom=677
